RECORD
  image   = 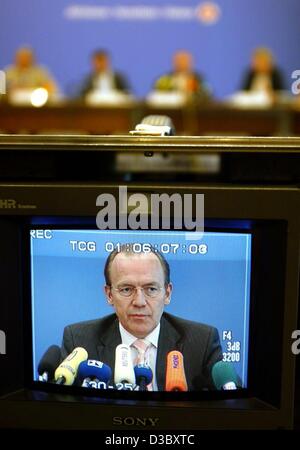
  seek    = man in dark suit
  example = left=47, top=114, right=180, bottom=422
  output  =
left=153, top=50, right=211, bottom=101
left=241, top=47, right=285, bottom=93
left=61, top=245, right=222, bottom=390
left=79, top=49, right=130, bottom=97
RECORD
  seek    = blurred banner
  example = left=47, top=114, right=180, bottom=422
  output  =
left=0, top=0, right=299, bottom=98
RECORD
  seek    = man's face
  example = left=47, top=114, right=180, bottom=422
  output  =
left=93, top=55, right=109, bottom=73
left=173, top=52, right=193, bottom=73
left=16, top=49, right=34, bottom=69
left=105, top=252, right=172, bottom=338
left=252, top=53, right=273, bottom=73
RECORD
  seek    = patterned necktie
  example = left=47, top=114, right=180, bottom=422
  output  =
left=132, top=339, right=153, bottom=391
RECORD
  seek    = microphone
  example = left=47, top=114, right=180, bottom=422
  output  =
left=212, top=361, right=239, bottom=390
left=134, top=364, right=153, bottom=391
left=165, top=350, right=188, bottom=392
left=77, top=360, right=112, bottom=388
left=38, top=345, right=61, bottom=382
left=114, top=344, right=136, bottom=386
left=130, top=115, right=175, bottom=136
left=54, top=347, right=88, bottom=385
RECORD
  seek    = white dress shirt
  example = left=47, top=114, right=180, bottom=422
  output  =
left=93, top=71, right=114, bottom=93
left=119, top=322, right=160, bottom=391
left=251, top=73, right=272, bottom=93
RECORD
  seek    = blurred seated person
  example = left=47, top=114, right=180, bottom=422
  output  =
left=241, top=47, right=284, bottom=95
left=153, top=50, right=210, bottom=101
left=79, top=49, right=130, bottom=98
left=5, top=46, right=59, bottom=98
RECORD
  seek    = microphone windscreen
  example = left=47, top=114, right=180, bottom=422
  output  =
left=134, top=364, right=153, bottom=385
left=165, top=351, right=188, bottom=392
left=141, top=115, right=175, bottom=135
left=78, top=360, right=112, bottom=383
left=38, top=345, right=61, bottom=378
left=54, top=347, right=88, bottom=385
left=131, top=115, right=176, bottom=136
left=212, top=361, right=239, bottom=390
left=114, top=344, right=135, bottom=384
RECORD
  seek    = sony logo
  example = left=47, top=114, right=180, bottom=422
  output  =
left=112, top=416, right=160, bottom=427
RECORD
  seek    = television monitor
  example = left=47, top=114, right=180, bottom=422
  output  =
left=0, top=177, right=299, bottom=430
left=29, top=226, right=251, bottom=389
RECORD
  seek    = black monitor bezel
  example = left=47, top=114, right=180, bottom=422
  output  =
left=19, top=216, right=285, bottom=405
left=0, top=179, right=298, bottom=429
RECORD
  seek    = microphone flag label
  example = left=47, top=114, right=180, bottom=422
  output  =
left=88, top=360, right=104, bottom=368
left=172, top=354, right=179, bottom=369
left=66, top=349, right=78, bottom=361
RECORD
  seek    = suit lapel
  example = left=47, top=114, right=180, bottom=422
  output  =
left=94, top=314, right=182, bottom=390
left=156, top=315, right=182, bottom=390
left=96, top=317, right=121, bottom=381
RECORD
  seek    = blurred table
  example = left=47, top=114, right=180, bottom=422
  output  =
left=0, top=103, right=138, bottom=135
left=142, top=103, right=297, bottom=136
left=0, top=101, right=299, bottom=136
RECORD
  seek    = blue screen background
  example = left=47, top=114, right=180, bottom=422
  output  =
left=30, top=229, right=251, bottom=387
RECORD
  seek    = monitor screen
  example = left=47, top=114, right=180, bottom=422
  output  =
left=29, top=226, right=251, bottom=393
